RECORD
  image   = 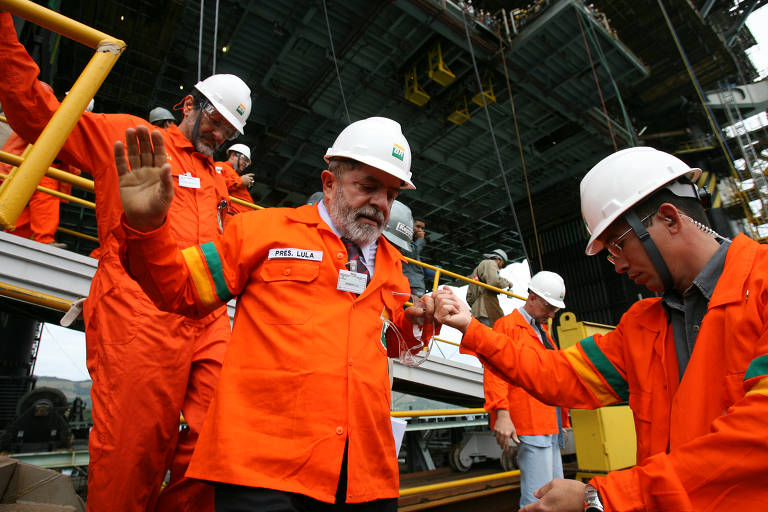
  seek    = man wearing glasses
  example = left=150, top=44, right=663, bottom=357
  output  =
left=434, top=146, right=768, bottom=511
left=0, top=11, right=251, bottom=511
left=480, top=271, right=569, bottom=509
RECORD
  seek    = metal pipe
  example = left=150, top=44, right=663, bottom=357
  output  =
left=0, top=45, right=121, bottom=230
left=0, top=0, right=119, bottom=49
left=0, top=150, right=95, bottom=192
left=399, top=470, right=520, bottom=496
left=229, top=196, right=263, bottom=210
left=57, top=226, right=98, bottom=243
left=0, top=171, right=95, bottom=209
left=403, top=256, right=526, bottom=301
left=391, top=408, right=486, bottom=418
left=0, top=282, right=73, bottom=312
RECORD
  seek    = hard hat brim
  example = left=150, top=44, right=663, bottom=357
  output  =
left=584, top=167, right=702, bottom=255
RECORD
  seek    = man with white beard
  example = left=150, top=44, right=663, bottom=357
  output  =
left=114, top=117, right=438, bottom=511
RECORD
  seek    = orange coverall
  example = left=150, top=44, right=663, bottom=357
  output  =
left=215, top=160, right=255, bottom=214
left=484, top=309, right=569, bottom=435
left=461, top=233, right=768, bottom=511
left=0, top=132, right=79, bottom=244
left=0, top=12, right=230, bottom=511
left=120, top=204, right=436, bottom=503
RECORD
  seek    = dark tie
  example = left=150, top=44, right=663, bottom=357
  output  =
left=536, top=323, right=554, bottom=350
left=341, top=237, right=370, bottom=284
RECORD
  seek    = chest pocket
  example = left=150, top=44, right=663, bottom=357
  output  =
left=254, top=259, right=321, bottom=324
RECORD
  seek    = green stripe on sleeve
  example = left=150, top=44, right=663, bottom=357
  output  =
left=745, top=355, right=768, bottom=380
left=200, top=242, right=232, bottom=303
left=580, top=336, right=629, bottom=401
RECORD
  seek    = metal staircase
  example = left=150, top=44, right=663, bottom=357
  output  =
left=717, top=85, right=768, bottom=240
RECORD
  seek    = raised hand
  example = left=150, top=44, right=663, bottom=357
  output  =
left=115, top=126, right=174, bottom=232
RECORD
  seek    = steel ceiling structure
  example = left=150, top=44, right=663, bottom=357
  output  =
left=24, top=0, right=757, bottom=275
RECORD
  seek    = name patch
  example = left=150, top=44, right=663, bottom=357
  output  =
left=268, top=248, right=323, bottom=261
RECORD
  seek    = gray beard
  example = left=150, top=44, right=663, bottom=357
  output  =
left=194, top=137, right=216, bottom=156
left=329, top=186, right=384, bottom=247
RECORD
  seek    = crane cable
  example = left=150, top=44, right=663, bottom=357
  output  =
left=577, top=8, right=636, bottom=146
left=197, top=0, right=204, bottom=81
left=656, top=0, right=762, bottom=232
left=575, top=10, right=617, bottom=151
left=460, top=10, right=530, bottom=265
left=496, top=28, right=543, bottom=271
left=322, top=0, right=352, bottom=124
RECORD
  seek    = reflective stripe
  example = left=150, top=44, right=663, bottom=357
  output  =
left=580, top=336, right=629, bottom=401
left=745, top=377, right=768, bottom=398
left=200, top=242, right=232, bottom=303
left=562, top=345, right=619, bottom=405
left=745, top=354, right=768, bottom=380
left=181, top=246, right=219, bottom=308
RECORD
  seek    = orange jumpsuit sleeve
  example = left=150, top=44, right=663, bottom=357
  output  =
left=461, top=318, right=621, bottom=410
left=483, top=364, right=510, bottom=429
left=120, top=214, right=246, bottom=319
left=592, top=331, right=768, bottom=511
left=217, top=161, right=244, bottom=192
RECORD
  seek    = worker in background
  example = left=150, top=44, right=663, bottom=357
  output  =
left=466, top=248, right=510, bottom=326
left=0, top=83, right=88, bottom=249
left=0, top=11, right=251, bottom=512
left=383, top=200, right=426, bottom=297
left=484, top=271, right=569, bottom=509
left=412, top=217, right=431, bottom=290
left=216, top=143, right=255, bottom=215
left=115, top=117, right=438, bottom=511
left=433, top=146, right=768, bottom=511
left=148, top=106, right=176, bottom=128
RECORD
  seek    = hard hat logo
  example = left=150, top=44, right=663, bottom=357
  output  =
left=236, top=104, right=246, bottom=116
left=392, top=144, right=405, bottom=162
left=395, top=221, right=413, bottom=240
left=324, top=117, right=415, bottom=189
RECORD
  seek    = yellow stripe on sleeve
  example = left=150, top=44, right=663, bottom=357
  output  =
left=563, top=347, right=619, bottom=405
left=181, top=246, right=219, bottom=308
left=746, top=377, right=768, bottom=398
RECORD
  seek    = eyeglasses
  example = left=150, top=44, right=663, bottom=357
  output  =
left=605, top=211, right=655, bottom=264
left=202, top=103, right=238, bottom=141
left=538, top=295, right=560, bottom=314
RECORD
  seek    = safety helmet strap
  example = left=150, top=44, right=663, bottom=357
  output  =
left=624, top=210, right=674, bottom=291
left=190, top=99, right=206, bottom=150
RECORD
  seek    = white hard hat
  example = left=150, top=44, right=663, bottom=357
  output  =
left=581, top=147, right=701, bottom=255
left=324, top=117, right=414, bottom=189
left=306, top=191, right=324, bottom=205
left=227, top=143, right=251, bottom=161
left=382, top=200, right=414, bottom=252
left=194, top=74, right=251, bottom=135
left=483, top=248, right=508, bottom=264
left=528, top=271, right=565, bottom=309
left=149, top=107, right=175, bottom=125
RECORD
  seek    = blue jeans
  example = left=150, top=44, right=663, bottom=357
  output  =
left=517, top=434, right=564, bottom=508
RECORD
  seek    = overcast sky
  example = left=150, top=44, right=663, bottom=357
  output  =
left=34, top=5, right=768, bottom=381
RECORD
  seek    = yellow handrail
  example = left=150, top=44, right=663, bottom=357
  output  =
left=399, top=470, right=520, bottom=496
left=0, top=0, right=125, bottom=230
left=391, top=408, right=486, bottom=418
left=0, top=282, right=72, bottom=312
left=57, top=226, right=98, bottom=243
left=0, top=171, right=95, bottom=209
left=0, top=149, right=95, bottom=192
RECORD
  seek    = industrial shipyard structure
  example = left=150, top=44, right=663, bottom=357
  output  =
left=1, top=0, right=767, bottom=508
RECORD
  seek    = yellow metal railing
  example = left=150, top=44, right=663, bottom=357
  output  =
left=0, top=0, right=125, bottom=230
left=391, top=408, right=522, bottom=498
left=400, top=470, right=520, bottom=497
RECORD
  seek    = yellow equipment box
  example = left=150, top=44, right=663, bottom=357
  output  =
left=557, top=312, right=637, bottom=472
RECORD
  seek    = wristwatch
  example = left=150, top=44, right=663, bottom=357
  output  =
left=584, top=484, right=604, bottom=512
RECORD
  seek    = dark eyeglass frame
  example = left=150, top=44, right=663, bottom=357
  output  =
left=605, top=211, right=656, bottom=264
